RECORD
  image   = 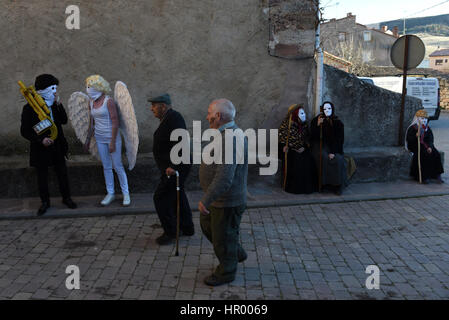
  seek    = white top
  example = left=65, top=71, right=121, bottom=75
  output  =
left=91, top=96, right=114, bottom=143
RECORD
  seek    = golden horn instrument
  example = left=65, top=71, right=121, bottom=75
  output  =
left=18, top=80, right=58, bottom=140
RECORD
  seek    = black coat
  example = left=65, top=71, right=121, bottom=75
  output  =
left=310, top=115, right=344, bottom=155
left=153, top=109, right=191, bottom=177
left=20, top=102, right=69, bottom=167
left=406, top=124, right=444, bottom=180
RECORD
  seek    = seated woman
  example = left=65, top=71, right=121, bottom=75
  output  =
left=278, top=104, right=317, bottom=194
left=405, top=109, right=444, bottom=184
left=310, top=101, right=348, bottom=195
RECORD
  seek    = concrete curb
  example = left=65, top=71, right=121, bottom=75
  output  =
left=2, top=190, right=449, bottom=221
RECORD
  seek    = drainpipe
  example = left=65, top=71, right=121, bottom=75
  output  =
left=315, top=3, right=324, bottom=116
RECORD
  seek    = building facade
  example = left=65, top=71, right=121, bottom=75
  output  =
left=429, top=49, right=449, bottom=72
left=321, top=13, right=399, bottom=68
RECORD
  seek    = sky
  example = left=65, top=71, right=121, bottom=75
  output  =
left=321, top=0, right=449, bottom=25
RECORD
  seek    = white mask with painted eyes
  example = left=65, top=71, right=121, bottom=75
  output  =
left=298, top=109, right=306, bottom=122
left=323, top=103, right=333, bottom=117
left=37, top=85, right=58, bottom=106
left=418, top=117, right=428, bottom=127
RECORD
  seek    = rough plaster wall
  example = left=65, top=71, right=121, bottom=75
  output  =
left=323, top=65, right=422, bottom=148
left=261, top=59, right=316, bottom=129
left=1, top=0, right=316, bottom=156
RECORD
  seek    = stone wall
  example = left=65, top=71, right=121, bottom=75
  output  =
left=0, top=0, right=318, bottom=156
left=323, top=65, right=422, bottom=148
left=268, top=0, right=317, bottom=59
left=438, top=78, right=449, bottom=110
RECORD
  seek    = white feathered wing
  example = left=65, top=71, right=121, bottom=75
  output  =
left=67, top=92, right=100, bottom=160
left=114, top=81, right=139, bottom=170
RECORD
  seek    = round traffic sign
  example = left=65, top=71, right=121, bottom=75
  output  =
left=390, top=35, right=425, bottom=70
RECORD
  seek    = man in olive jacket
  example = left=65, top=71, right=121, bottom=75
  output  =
left=20, top=74, right=77, bottom=216
left=199, top=98, right=248, bottom=286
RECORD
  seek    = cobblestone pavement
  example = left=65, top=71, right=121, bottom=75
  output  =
left=0, top=195, right=448, bottom=300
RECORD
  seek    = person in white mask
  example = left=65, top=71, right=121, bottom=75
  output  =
left=278, top=104, right=317, bottom=194
left=405, top=109, right=444, bottom=184
left=83, top=75, right=131, bottom=206
left=20, top=74, right=77, bottom=216
left=310, top=101, right=348, bottom=195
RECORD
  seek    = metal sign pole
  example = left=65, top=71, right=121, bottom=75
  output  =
left=390, top=35, right=424, bottom=145
left=398, top=35, right=410, bottom=146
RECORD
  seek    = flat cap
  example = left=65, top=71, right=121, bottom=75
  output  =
left=148, top=93, right=171, bottom=105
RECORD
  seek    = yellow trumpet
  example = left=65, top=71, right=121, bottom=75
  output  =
left=18, top=80, right=58, bottom=140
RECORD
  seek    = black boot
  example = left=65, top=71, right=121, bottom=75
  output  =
left=62, top=198, right=77, bottom=209
left=181, top=227, right=195, bottom=236
left=156, top=233, right=175, bottom=245
left=37, top=201, right=50, bottom=216
left=334, top=185, right=343, bottom=195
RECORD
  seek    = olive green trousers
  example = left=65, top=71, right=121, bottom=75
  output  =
left=200, top=204, right=246, bottom=281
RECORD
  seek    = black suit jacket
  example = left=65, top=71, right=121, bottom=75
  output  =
left=20, top=102, right=69, bottom=167
left=153, top=109, right=191, bottom=177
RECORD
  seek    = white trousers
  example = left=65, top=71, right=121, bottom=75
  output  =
left=96, top=136, right=129, bottom=195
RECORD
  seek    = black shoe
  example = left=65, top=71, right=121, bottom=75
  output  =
left=156, top=233, right=175, bottom=245
left=62, top=198, right=77, bottom=209
left=238, top=249, right=247, bottom=263
left=437, top=175, right=445, bottom=184
left=334, top=185, right=343, bottom=195
left=181, top=228, right=195, bottom=236
left=422, top=179, right=430, bottom=184
left=37, top=202, right=50, bottom=216
left=203, top=274, right=233, bottom=287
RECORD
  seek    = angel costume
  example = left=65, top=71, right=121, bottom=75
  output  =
left=278, top=104, right=318, bottom=194
left=68, top=75, right=139, bottom=206
left=405, top=109, right=444, bottom=183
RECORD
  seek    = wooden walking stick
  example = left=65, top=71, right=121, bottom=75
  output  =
left=167, top=170, right=181, bottom=256
left=417, top=125, right=422, bottom=184
left=319, top=116, right=323, bottom=192
left=282, top=113, right=293, bottom=190
left=175, top=170, right=180, bottom=256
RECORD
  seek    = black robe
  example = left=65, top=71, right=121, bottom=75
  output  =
left=278, top=119, right=317, bottom=194
left=310, top=115, right=348, bottom=188
left=20, top=102, right=69, bottom=168
left=406, top=125, right=444, bottom=181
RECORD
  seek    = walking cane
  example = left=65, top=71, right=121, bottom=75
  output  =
left=167, top=170, right=181, bottom=256
left=319, top=116, right=323, bottom=192
left=283, top=114, right=293, bottom=190
left=417, top=125, right=422, bottom=184
left=175, top=171, right=180, bottom=256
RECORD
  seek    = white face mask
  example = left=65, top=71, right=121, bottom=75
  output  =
left=418, top=117, right=428, bottom=127
left=298, top=109, right=306, bottom=122
left=37, top=85, right=57, bottom=107
left=323, top=103, right=332, bottom=117
left=86, top=86, right=103, bottom=101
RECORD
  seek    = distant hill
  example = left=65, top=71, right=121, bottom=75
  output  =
left=379, top=14, right=449, bottom=36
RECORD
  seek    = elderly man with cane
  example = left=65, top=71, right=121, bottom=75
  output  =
left=199, top=99, right=248, bottom=286
left=149, top=94, right=195, bottom=245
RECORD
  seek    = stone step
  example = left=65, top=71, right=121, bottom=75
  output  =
left=1, top=147, right=435, bottom=199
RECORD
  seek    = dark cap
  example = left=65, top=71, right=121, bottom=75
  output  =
left=147, top=93, right=171, bottom=105
left=35, top=74, right=59, bottom=91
